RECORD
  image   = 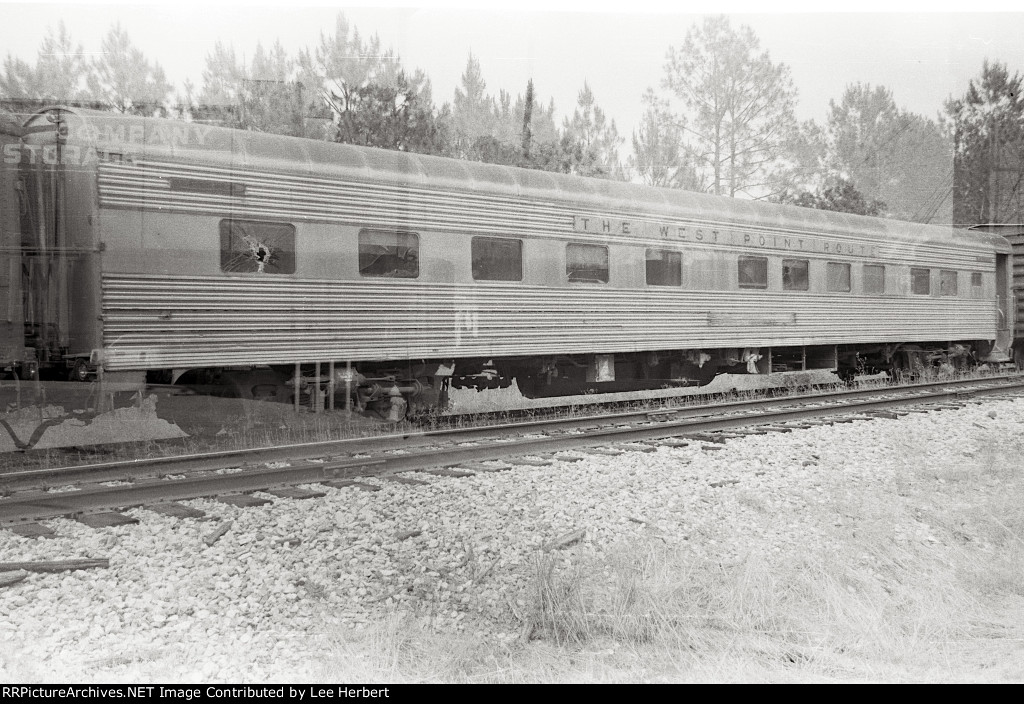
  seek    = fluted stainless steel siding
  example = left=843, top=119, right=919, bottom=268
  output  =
left=95, top=160, right=995, bottom=267
left=98, top=160, right=569, bottom=240
left=22, top=107, right=1001, bottom=372
left=101, top=274, right=998, bottom=370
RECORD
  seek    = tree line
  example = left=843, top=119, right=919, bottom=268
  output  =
left=1, top=13, right=1020, bottom=226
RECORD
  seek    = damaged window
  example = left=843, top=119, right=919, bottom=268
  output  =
left=472, top=237, right=522, bottom=281
left=782, top=259, right=809, bottom=291
left=220, top=219, right=295, bottom=274
left=359, top=229, right=419, bottom=278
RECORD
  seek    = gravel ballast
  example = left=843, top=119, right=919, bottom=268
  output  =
left=1, top=396, right=1023, bottom=682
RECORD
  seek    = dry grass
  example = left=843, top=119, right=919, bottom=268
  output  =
left=6, top=432, right=1021, bottom=683
left=5, top=398, right=1024, bottom=684
left=315, top=428, right=1024, bottom=683
left=318, top=543, right=1024, bottom=682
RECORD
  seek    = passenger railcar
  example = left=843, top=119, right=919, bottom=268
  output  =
left=0, top=107, right=1015, bottom=415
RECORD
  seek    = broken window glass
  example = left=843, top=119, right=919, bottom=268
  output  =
left=782, top=259, right=809, bottom=291
left=220, top=219, right=295, bottom=274
left=358, top=230, right=419, bottom=278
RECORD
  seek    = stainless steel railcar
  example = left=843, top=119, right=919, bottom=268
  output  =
left=0, top=107, right=1015, bottom=414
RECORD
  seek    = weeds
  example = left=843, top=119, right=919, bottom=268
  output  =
left=519, top=554, right=589, bottom=646
left=5, top=366, right=1021, bottom=472
left=310, top=414, right=1024, bottom=682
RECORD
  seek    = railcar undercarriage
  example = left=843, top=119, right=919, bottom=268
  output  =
left=139, top=339, right=995, bottom=420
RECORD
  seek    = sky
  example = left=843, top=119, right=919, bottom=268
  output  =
left=2, top=1, right=1024, bottom=144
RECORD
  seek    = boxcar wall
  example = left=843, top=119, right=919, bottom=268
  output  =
left=7, top=107, right=1014, bottom=404
left=0, top=117, right=24, bottom=373
left=2, top=109, right=102, bottom=381
left=968, top=224, right=1024, bottom=366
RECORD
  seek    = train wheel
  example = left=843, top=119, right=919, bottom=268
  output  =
left=892, top=350, right=926, bottom=382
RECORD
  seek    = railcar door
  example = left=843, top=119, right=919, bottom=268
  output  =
left=0, top=116, right=25, bottom=374
left=996, top=251, right=1017, bottom=363
left=20, top=114, right=71, bottom=372
left=997, top=253, right=1010, bottom=329
left=17, top=109, right=99, bottom=377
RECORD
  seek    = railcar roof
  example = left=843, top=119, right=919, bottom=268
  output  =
left=28, top=107, right=1010, bottom=252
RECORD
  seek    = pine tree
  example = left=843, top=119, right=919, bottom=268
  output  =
left=303, top=14, right=448, bottom=154
left=87, top=23, right=173, bottom=115
left=824, top=83, right=952, bottom=223
left=628, top=88, right=700, bottom=188
left=0, top=22, right=92, bottom=116
left=560, top=82, right=624, bottom=179
left=945, top=61, right=1024, bottom=225
left=785, top=176, right=886, bottom=217
left=451, top=53, right=495, bottom=157
left=521, top=79, right=534, bottom=160
left=662, top=15, right=799, bottom=198
left=332, top=71, right=449, bottom=154
left=191, top=41, right=245, bottom=127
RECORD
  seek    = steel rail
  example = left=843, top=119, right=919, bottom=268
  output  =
left=2, top=377, right=1023, bottom=526
left=2, top=373, right=1022, bottom=490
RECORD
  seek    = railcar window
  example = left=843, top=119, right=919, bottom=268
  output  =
left=472, top=237, right=523, bottom=281
left=220, top=219, right=296, bottom=274
left=566, top=244, right=609, bottom=284
left=645, top=249, right=682, bottom=286
left=738, top=256, right=768, bottom=290
left=911, top=268, right=931, bottom=295
left=782, top=259, right=809, bottom=291
left=940, top=270, right=958, bottom=296
left=863, top=264, right=885, bottom=294
left=971, top=272, right=983, bottom=288
left=826, top=262, right=851, bottom=292
left=358, top=230, right=419, bottom=278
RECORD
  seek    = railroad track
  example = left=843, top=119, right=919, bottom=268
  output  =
left=2, top=373, right=1023, bottom=530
